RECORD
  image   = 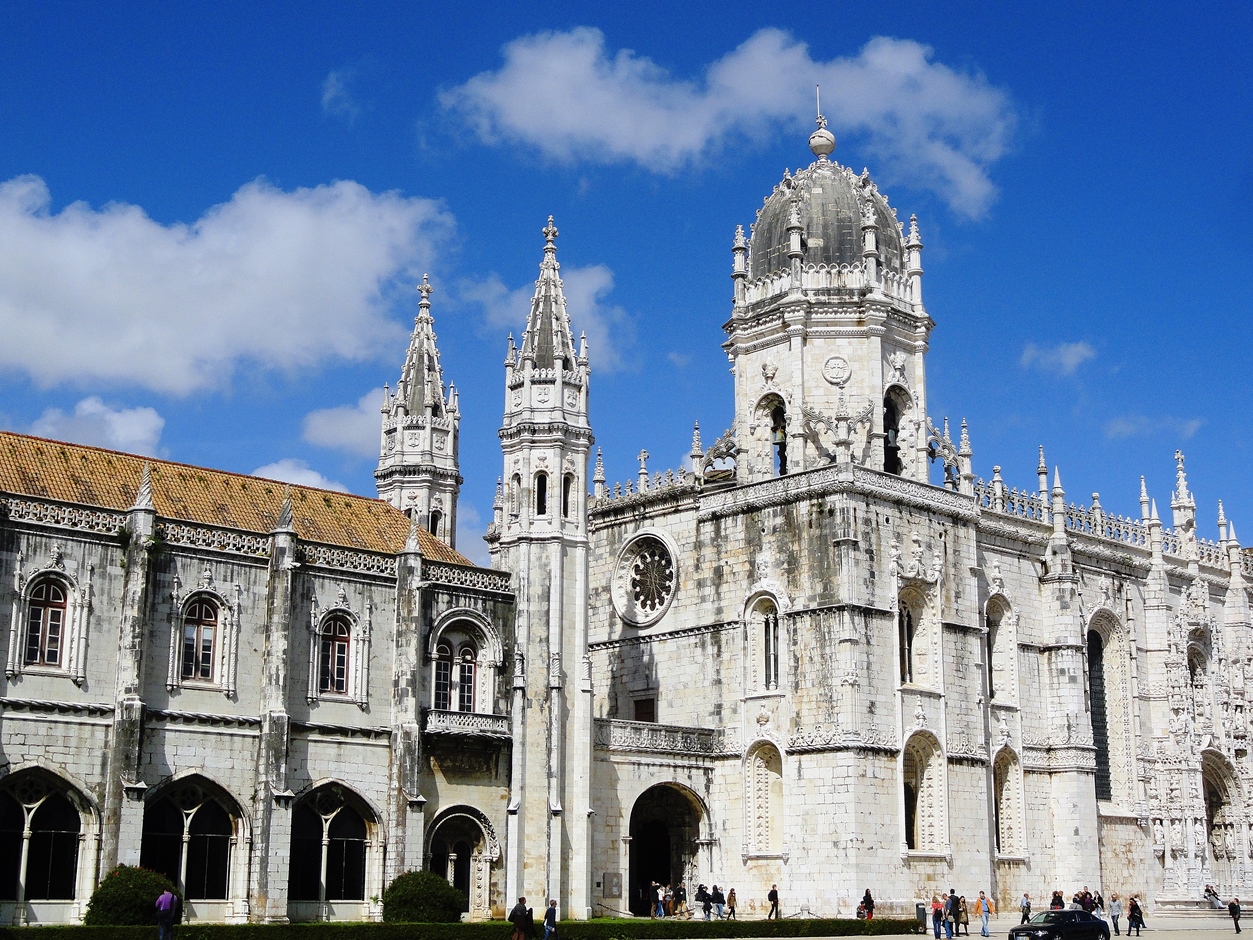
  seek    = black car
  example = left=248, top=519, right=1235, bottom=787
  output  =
left=1009, top=911, right=1111, bottom=940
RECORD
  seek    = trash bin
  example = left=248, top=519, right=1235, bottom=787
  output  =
left=917, top=903, right=928, bottom=925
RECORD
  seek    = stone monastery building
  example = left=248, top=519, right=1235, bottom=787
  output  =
left=1, top=119, right=1251, bottom=925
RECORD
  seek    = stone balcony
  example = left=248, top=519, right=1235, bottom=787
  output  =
left=593, top=718, right=726, bottom=756
left=423, top=709, right=512, bottom=740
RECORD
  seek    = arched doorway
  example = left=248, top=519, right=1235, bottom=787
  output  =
left=628, top=785, right=704, bottom=917
left=1201, top=751, right=1239, bottom=890
left=425, top=807, right=500, bottom=921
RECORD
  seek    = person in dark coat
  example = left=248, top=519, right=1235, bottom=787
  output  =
left=1231, top=898, right=1242, bottom=934
left=863, top=890, right=875, bottom=920
left=767, top=884, right=780, bottom=920
left=508, top=897, right=535, bottom=940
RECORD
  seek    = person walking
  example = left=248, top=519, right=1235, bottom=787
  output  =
left=1231, top=898, right=1243, bottom=934
left=767, top=884, right=780, bottom=920
left=543, top=899, right=558, bottom=940
left=655, top=881, right=666, bottom=918
left=1108, top=895, right=1122, bottom=936
left=509, top=898, right=535, bottom=940
left=712, top=884, right=725, bottom=920
left=155, top=887, right=180, bottom=940
left=1127, top=896, right=1143, bottom=937
left=977, top=891, right=994, bottom=937
left=932, top=896, right=944, bottom=939
left=698, top=884, right=712, bottom=921
left=726, top=888, right=737, bottom=920
left=944, top=890, right=958, bottom=939
left=1020, top=893, right=1032, bottom=925
left=674, top=882, right=687, bottom=918
left=863, top=889, right=875, bottom=920
left=959, top=896, right=970, bottom=936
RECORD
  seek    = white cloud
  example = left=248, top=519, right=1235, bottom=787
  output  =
left=455, top=503, right=492, bottom=567
left=322, top=69, right=361, bottom=122
left=29, top=396, right=164, bottom=455
left=0, top=175, right=452, bottom=394
left=304, top=390, right=381, bottom=458
left=442, top=29, right=1016, bottom=216
left=251, top=458, right=349, bottom=493
left=1020, top=341, right=1095, bottom=376
left=1105, top=416, right=1205, bottom=441
left=459, top=263, right=634, bottom=372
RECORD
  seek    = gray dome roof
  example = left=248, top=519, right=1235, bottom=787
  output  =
left=749, top=159, right=904, bottom=280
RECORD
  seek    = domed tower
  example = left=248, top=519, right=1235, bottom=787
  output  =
left=375, top=275, right=463, bottom=545
left=725, top=114, right=931, bottom=482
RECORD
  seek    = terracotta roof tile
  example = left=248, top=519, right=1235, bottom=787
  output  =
left=0, top=431, right=470, bottom=566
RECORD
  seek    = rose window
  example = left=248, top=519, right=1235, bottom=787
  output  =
left=613, top=533, right=678, bottom=627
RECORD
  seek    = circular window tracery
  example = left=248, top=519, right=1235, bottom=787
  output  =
left=613, top=534, right=677, bottom=627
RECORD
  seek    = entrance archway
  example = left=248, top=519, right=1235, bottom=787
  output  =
left=628, top=784, right=704, bottom=917
left=425, top=807, right=499, bottom=921
left=1201, top=750, right=1240, bottom=890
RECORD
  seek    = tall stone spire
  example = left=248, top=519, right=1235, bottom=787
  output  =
left=375, top=274, right=463, bottom=546
left=520, top=217, right=577, bottom=371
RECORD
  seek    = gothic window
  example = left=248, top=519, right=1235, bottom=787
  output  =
left=756, top=604, right=776, bottom=691
left=535, top=472, right=548, bottom=516
left=883, top=395, right=903, bottom=475
left=771, top=405, right=788, bottom=476
left=319, top=617, right=351, bottom=695
left=24, top=793, right=80, bottom=900
left=429, top=509, right=443, bottom=539
left=898, top=605, right=916, bottom=684
left=288, top=789, right=369, bottom=904
left=1087, top=629, right=1113, bottom=801
left=432, top=635, right=480, bottom=713
left=0, top=780, right=84, bottom=902
left=140, top=783, right=239, bottom=900
left=181, top=599, right=218, bottom=682
left=24, top=578, right=67, bottom=667
left=986, top=599, right=1011, bottom=701
left=746, top=743, right=783, bottom=854
left=562, top=473, right=574, bottom=518
left=902, top=732, right=945, bottom=853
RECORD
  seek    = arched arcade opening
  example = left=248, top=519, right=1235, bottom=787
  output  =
left=628, top=784, right=705, bottom=917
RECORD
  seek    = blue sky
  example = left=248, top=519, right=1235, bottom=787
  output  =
left=1, top=2, right=1250, bottom=564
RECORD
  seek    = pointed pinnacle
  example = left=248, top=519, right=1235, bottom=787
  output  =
left=1052, top=466, right=1063, bottom=494
left=1229, top=520, right=1238, bottom=546
left=1037, top=445, right=1047, bottom=473
left=1218, top=500, right=1227, bottom=526
left=1151, top=499, right=1160, bottom=521
left=403, top=512, right=423, bottom=554
left=275, top=487, right=295, bottom=532
left=131, top=462, right=155, bottom=512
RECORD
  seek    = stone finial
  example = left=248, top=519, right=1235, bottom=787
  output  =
left=1052, top=466, right=1064, bottom=497
left=906, top=214, right=922, bottom=247
left=417, top=273, right=433, bottom=313
left=1037, top=445, right=1047, bottom=475
left=275, top=487, right=294, bottom=532
left=1150, top=499, right=1160, bottom=522
left=1173, top=449, right=1192, bottom=504
left=131, top=462, right=155, bottom=512
left=593, top=450, right=606, bottom=500
left=1218, top=500, right=1228, bottom=542
left=958, top=419, right=972, bottom=457
left=380, top=383, right=391, bottom=415
left=543, top=214, right=559, bottom=248
left=637, top=449, right=650, bottom=489
left=1140, top=475, right=1150, bottom=520
left=808, top=90, right=836, bottom=160
left=493, top=478, right=504, bottom=510
left=733, top=224, right=747, bottom=250
left=1229, top=519, right=1238, bottom=548
left=578, top=331, right=588, bottom=360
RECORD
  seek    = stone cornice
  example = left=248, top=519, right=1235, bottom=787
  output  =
left=0, top=696, right=114, bottom=717
left=589, top=620, right=738, bottom=652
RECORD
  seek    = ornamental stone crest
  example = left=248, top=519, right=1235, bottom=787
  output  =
left=822, top=355, right=851, bottom=387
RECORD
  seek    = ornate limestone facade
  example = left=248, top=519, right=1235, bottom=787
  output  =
left=1, top=118, right=1250, bottom=925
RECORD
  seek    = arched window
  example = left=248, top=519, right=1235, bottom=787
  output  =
left=25, top=579, right=68, bottom=667
left=319, top=618, right=351, bottom=695
left=434, top=644, right=453, bottom=711
left=746, top=743, right=783, bottom=854
left=562, top=473, right=574, bottom=518
left=898, top=606, right=916, bottom=684
left=771, top=405, right=788, bottom=476
left=883, top=395, right=903, bottom=475
left=140, top=784, right=239, bottom=900
left=535, top=472, right=548, bottom=516
left=288, top=790, right=369, bottom=904
left=986, top=601, right=1003, bottom=700
left=1087, top=629, right=1113, bottom=801
left=763, top=607, right=780, bottom=690
left=24, top=794, right=80, bottom=900
left=182, top=599, right=218, bottom=681
left=458, top=646, right=476, bottom=712
left=432, top=636, right=479, bottom=713
left=902, top=733, right=944, bottom=853
left=429, top=509, right=443, bottom=539
left=0, top=792, right=22, bottom=900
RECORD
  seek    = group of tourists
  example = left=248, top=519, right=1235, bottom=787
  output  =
left=690, top=883, right=739, bottom=920
left=508, top=897, right=559, bottom=940
left=931, top=889, right=996, bottom=937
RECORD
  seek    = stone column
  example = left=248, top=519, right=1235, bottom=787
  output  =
left=389, top=528, right=426, bottom=882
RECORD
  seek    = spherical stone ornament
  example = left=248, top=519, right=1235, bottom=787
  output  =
left=822, top=355, right=851, bottom=386
left=612, top=533, right=678, bottom=627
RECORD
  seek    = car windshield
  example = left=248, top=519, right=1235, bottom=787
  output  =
left=1029, top=913, right=1067, bottom=924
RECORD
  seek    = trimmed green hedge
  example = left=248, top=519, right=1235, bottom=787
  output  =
left=0, top=915, right=919, bottom=940
left=83, top=865, right=175, bottom=926
left=382, top=870, right=467, bottom=923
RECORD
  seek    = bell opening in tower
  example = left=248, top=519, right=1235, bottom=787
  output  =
left=884, top=396, right=903, bottom=476
left=771, top=405, right=788, bottom=476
